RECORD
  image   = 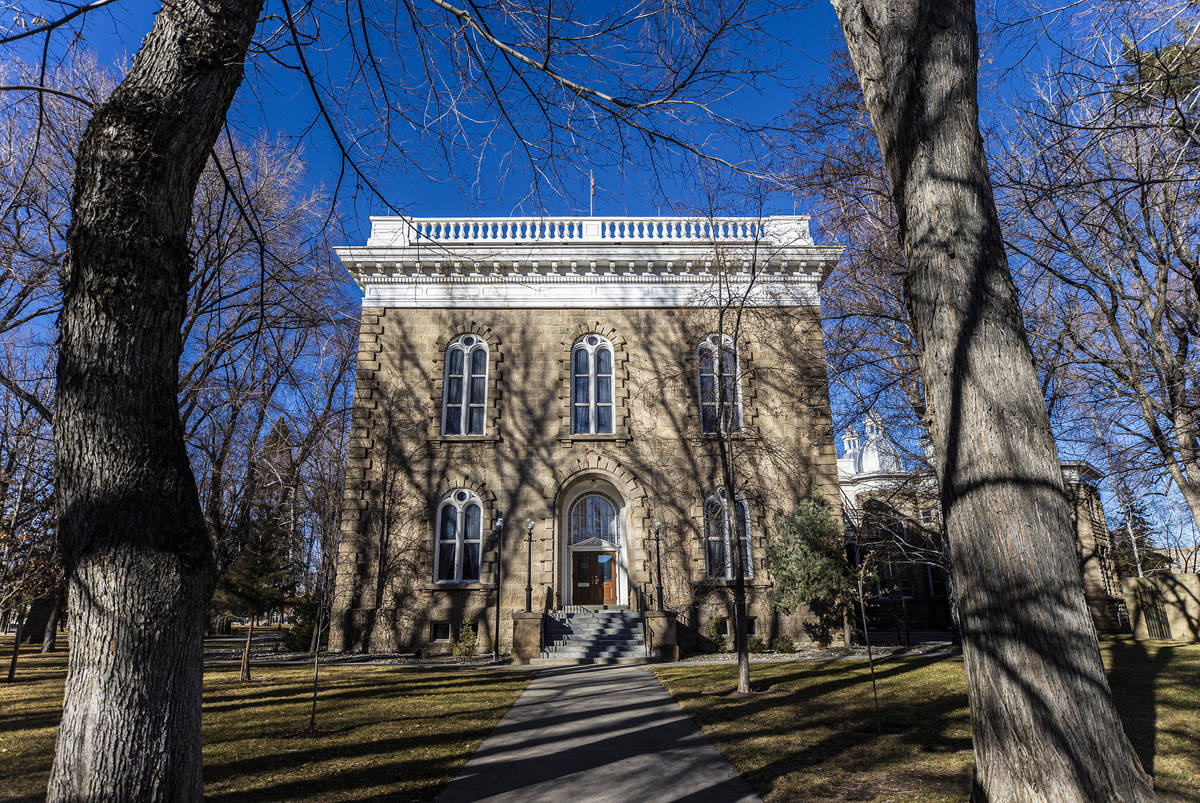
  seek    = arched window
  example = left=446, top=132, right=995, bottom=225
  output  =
left=703, top=490, right=753, bottom=580
left=568, top=493, right=620, bottom=546
left=697, top=334, right=742, bottom=434
left=571, top=335, right=614, bottom=434
left=434, top=489, right=483, bottom=582
left=442, top=335, right=488, bottom=435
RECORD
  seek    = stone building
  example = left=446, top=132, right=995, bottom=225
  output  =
left=328, top=215, right=843, bottom=657
left=837, top=418, right=1125, bottom=634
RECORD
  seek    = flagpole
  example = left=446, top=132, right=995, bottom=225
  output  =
left=589, top=170, right=595, bottom=217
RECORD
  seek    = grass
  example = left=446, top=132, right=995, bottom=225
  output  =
left=654, top=638, right=1200, bottom=802
left=0, top=637, right=530, bottom=801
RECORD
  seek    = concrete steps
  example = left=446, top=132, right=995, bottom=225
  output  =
left=539, top=609, right=647, bottom=663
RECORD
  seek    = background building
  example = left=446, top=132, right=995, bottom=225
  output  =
left=329, top=215, right=843, bottom=656
left=838, top=419, right=1125, bottom=635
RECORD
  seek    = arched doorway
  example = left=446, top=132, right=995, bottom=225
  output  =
left=559, top=479, right=628, bottom=606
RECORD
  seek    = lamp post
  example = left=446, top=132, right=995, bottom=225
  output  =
left=493, top=515, right=503, bottom=663
left=524, top=519, right=535, bottom=613
left=653, top=515, right=664, bottom=612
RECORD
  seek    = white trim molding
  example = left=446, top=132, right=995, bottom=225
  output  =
left=337, top=215, right=840, bottom=309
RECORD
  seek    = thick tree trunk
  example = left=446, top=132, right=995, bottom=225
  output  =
left=831, top=1, right=1157, bottom=800
left=48, top=2, right=264, bottom=799
left=41, top=597, right=62, bottom=653
left=20, top=594, right=55, bottom=645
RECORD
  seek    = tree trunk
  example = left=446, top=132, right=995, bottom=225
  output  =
left=48, top=2, right=264, bottom=799
left=831, top=1, right=1157, bottom=800
left=240, top=618, right=254, bottom=683
left=6, top=605, right=25, bottom=682
left=41, top=597, right=62, bottom=653
left=20, top=594, right=55, bottom=645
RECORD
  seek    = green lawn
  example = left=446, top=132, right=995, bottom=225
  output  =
left=654, top=639, right=1200, bottom=802
left=0, top=639, right=530, bottom=801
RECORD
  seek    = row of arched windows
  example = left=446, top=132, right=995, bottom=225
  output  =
left=431, top=487, right=753, bottom=584
left=440, top=332, right=744, bottom=436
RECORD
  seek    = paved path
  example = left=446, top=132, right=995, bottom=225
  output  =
left=438, top=664, right=760, bottom=803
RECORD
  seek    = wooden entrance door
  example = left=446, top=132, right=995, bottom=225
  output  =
left=572, top=551, right=616, bottom=605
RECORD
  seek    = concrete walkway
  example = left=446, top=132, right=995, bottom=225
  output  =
left=438, top=664, right=760, bottom=802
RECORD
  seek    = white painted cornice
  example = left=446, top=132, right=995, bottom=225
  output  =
left=337, top=215, right=841, bottom=309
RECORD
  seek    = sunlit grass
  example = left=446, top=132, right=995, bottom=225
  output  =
left=0, top=637, right=530, bottom=801
left=654, top=638, right=1200, bottom=802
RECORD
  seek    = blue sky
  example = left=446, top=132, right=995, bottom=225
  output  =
left=11, top=1, right=854, bottom=242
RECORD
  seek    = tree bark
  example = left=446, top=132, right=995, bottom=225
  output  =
left=20, top=594, right=55, bottom=645
left=49, top=2, right=264, bottom=799
left=831, top=1, right=1157, bottom=800
left=41, top=595, right=61, bottom=653
left=240, top=618, right=254, bottom=683
left=6, top=605, right=25, bottom=682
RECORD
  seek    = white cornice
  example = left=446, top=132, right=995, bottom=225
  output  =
left=337, top=215, right=841, bottom=309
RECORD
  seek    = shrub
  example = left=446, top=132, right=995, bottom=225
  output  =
left=284, top=596, right=317, bottom=652
left=707, top=614, right=728, bottom=651
left=748, top=636, right=766, bottom=653
left=771, top=634, right=796, bottom=653
left=452, top=619, right=478, bottom=658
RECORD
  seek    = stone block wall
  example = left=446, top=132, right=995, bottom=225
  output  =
left=329, top=303, right=840, bottom=655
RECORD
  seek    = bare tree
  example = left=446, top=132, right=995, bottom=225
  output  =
left=830, top=1, right=1156, bottom=799
left=997, top=1, right=1200, bottom=535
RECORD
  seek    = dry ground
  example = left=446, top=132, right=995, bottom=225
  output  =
left=653, top=638, right=1200, bottom=802
left=2, top=636, right=1196, bottom=801
left=0, top=638, right=530, bottom=801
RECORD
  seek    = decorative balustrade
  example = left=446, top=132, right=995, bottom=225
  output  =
left=367, top=215, right=811, bottom=247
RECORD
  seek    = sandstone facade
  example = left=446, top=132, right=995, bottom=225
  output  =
left=328, top=215, right=842, bottom=655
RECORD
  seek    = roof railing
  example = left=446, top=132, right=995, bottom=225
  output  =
left=366, top=215, right=811, bottom=247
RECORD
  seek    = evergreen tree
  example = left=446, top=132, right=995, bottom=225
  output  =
left=766, top=495, right=858, bottom=645
left=214, top=518, right=294, bottom=682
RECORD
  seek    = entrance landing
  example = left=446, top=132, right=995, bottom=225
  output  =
left=437, top=664, right=760, bottom=802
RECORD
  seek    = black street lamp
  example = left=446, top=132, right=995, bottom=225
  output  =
left=653, top=515, right=664, bottom=612
left=493, top=515, right=503, bottom=663
left=524, top=518, right=535, bottom=613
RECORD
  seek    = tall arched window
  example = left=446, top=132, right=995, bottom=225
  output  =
left=435, top=489, right=483, bottom=582
left=571, top=335, right=614, bottom=434
left=697, top=334, right=742, bottom=434
left=443, top=335, right=488, bottom=435
left=568, top=493, right=620, bottom=546
left=703, top=490, right=753, bottom=580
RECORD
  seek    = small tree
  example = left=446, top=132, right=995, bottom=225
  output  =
left=767, top=495, right=856, bottom=646
left=451, top=619, right=477, bottom=659
left=214, top=521, right=293, bottom=682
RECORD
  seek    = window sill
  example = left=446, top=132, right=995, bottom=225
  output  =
left=433, top=434, right=501, bottom=444
left=422, top=582, right=496, bottom=591
left=559, top=433, right=629, bottom=444
left=693, top=578, right=772, bottom=589
left=692, top=432, right=758, bottom=443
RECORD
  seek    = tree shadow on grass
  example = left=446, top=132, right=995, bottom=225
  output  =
left=1106, top=637, right=1172, bottom=777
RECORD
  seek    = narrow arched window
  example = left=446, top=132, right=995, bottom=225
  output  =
left=443, top=335, right=488, bottom=435
left=571, top=335, right=614, bottom=434
left=703, top=490, right=752, bottom=580
left=435, top=489, right=483, bottom=582
left=698, top=334, right=742, bottom=434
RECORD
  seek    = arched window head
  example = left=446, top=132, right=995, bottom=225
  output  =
left=443, top=335, right=488, bottom=435
left=697, top=334, right=743, bottom=434
left=571, top=334, right=614, bottom=434
left=568, top=493, right=620, bottom=546
left=703, top=489, right=752, bottom=580
left=435, top=489, right=484, bottom=583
